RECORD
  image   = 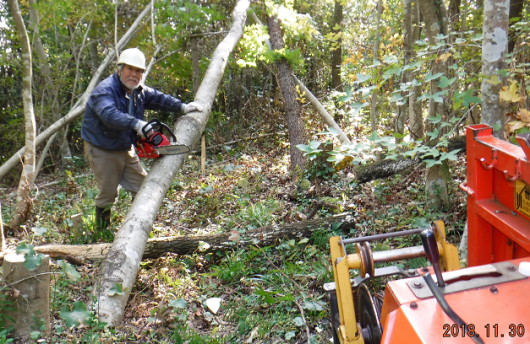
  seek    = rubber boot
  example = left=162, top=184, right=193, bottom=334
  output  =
left=95, top=206, right=111, bottom=230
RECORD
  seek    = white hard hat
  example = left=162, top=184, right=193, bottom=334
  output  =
left=117, top=48, right=146, bottom=70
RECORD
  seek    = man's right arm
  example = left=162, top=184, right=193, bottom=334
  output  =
left=90, top=91, right=139, bottom=131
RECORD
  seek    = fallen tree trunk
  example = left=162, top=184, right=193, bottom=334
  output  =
left=93, top=0, right=251, bottom=326
left=354, top=135, right=466, bottom=183
left=0, top=214, right=355, bottom=264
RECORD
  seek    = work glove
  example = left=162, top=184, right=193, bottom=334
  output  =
left=182, top=102, right=203, bottom=114
left=134, top=120, right=153, bottom=138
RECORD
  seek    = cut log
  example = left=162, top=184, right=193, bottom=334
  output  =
left=0, top=214, right=356, bottom=264
left=354, top=135, right=466, bottom=183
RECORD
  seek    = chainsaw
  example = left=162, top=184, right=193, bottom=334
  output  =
left=135, top=119, right=190, bottom=159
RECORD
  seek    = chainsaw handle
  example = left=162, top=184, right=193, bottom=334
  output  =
left=144, top=119, right=177, bottom=143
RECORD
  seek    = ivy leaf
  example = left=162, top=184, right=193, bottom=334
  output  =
left=57, top=260, right=81, bottom=281
left=439, top=149, right=461, bottom=162
left=354, top=73, right=371, bottom=84
left=108, top=283, right=125, bottom=296
left=338, top=87, right=353, bottom=102
left=60, top=301, right=91, bottom=328
left=16, top=242, right=34, bottom=256
left=293, top=317, right=305, bottom=326
left=255, top=286, right=276, bottom=305
left=424, top=71, right=444, bottom=82
left=24, top=253, right=45, bottom=271
left=16, top=243, right=44, bottom=270
left=33, top=226, right=48, bottom=236
left=168, top=299, right=187, bottom=309
left=437, top=76, right=456, bottom=88
left=424, top=159, right=442, bottom=168
left=432, top=90, right=448, bottom=103
left=302, top=301, right=324, bottom=311
left=411, top=217, right=430, bottom=228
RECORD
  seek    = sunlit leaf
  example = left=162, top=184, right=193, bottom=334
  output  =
left=168, top=299, right=187, bottom=309
left=424, top=72, right=444, bottom=82
left=60, top=301, right=91, bottom=328
left=57, top=260, right=81, bottom=281
left=500, top=81, right=525, bottom=103
left=108, top=283, right=124, bottom=296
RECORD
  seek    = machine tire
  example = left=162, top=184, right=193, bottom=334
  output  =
left=329, top=292, right=341, bottom=344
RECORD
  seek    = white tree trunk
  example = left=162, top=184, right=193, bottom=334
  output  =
left=8, top=0, right=36, bottom=228
left=0, top=4, right=151, bottom=181
left=480, top=0, right=509, bottom=138
left=92, top=0, right=250, bottom=326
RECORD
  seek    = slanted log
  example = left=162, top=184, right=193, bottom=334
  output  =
left=93, top=0, right=251, bottom=326
left=354, top=135, right=466, bottom=183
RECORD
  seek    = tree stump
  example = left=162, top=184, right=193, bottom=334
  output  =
left=3, top=253, right=50, bottom=340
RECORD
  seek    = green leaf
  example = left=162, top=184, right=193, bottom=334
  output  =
left=255, top=286, right=276, bottom=305
left=60, top=301, right=91, bottom=328
left=302, top=301, right=324, bottom=311
left=439, top=149, right=461, bottom=161
left=108, top=283, right=124, bottom=296
left=33, top=226, right=48, bottom=236
left=293, top=317, right=305, bottom=326
left=411, top=217, right=430, bottom=228
left=354, top=73, right=371, bottom=84
left=424, top=159, right=442, bottom=168
left=285, top=331, right=296, bottom=340
left=16, top=242, right=34, bottom=256
left=168, top=299, right=187, bottom=309
left=57, top=260, right=81, bottom=281
left=424, top=71, right=444, bottom=82
left=437, top=76, right=457, bottom=88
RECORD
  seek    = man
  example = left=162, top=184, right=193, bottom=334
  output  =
left=81, top=48, right=202, bottom=229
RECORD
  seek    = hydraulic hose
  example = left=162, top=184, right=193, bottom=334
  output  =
left=422, top=273, right=485, bottom=344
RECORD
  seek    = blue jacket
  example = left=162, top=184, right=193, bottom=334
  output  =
left=81, top=73, right=184, bottom=151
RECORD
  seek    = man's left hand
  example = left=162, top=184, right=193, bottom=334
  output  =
left=183, top=102, right=203, bottom=114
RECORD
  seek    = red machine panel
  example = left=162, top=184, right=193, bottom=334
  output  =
left=460, top=124, right=530, bottom=266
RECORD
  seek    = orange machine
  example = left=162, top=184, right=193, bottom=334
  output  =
left=326, top=125, right=530, bottom=344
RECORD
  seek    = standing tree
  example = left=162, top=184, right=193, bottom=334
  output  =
left=8, top=0, right=37, bottom=228
left=481, top=0, right=510, bottom=138
left=267, top=14, right=308, bottom=173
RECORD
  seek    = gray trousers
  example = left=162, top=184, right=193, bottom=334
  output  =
left=85, top=141, right=147, bottom=208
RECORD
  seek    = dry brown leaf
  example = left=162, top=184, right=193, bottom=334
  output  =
left=517, top=108, right=530, bottom=123
left=436, top=52, right=452, bottom=63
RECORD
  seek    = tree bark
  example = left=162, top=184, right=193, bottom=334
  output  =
left=0, top=4, right=151, bottom=181
left=267, top=15, right=308, bottom=173
left=419, top=0, right=450, bottom=210
left=247, top=12, right=349, bottom=145
left=0, top=215, right=360, bottom=264
left=354, top=135, right=466, bottom=183
left=0, top=201, right=5, bottom=252
left=409, top=0, right=424, bottom=140
left=370, top=0, right=383, bottom=162
left=191, top=36, right=201, bottom=95
left=8, top=0, right=37, bottom=228
left=481, top=0, right=509, bottom=138
left=92, top=0, right=250, bottom=326
left=508, top=0, right=525, bottom=53
left=331, top=0, right=343, bottom=93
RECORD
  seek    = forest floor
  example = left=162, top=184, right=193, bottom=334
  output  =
left=0, top=136, right=468, bottom=343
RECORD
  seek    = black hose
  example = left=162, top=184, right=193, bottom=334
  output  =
left=423, top=273, right=485, bottom=344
